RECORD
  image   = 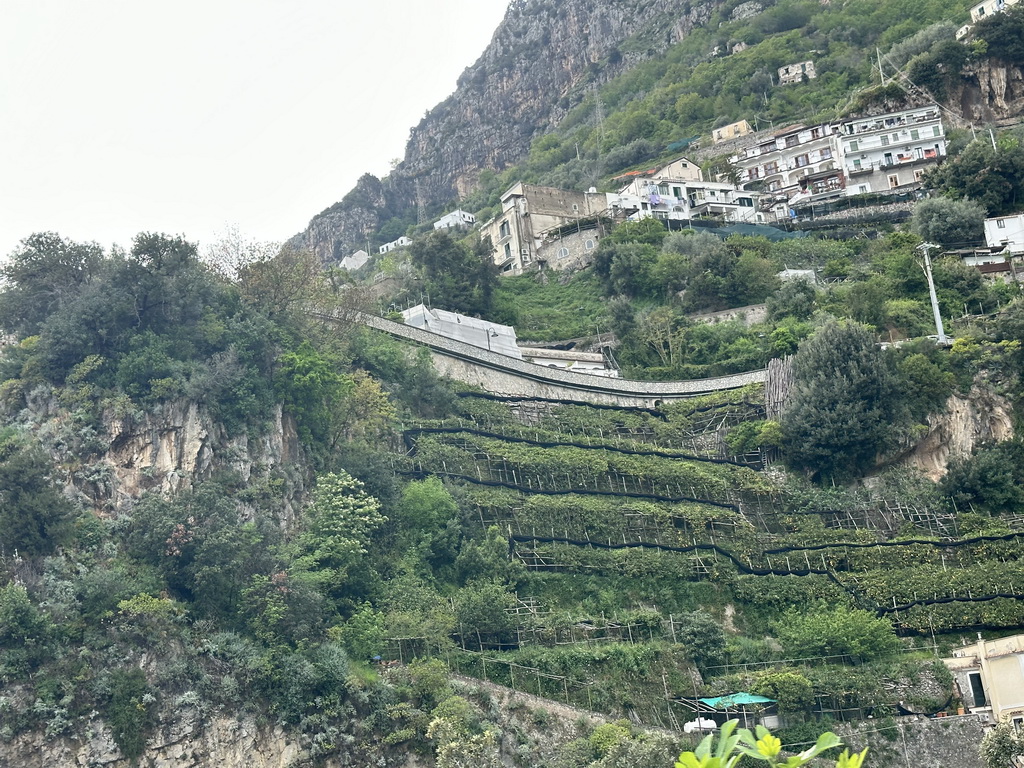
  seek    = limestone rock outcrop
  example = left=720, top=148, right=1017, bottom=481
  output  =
left=957, top=58, right=1024, bottom=127
left=19, top=388, right=306, bottom=522
left=291, top=0, right=727, bottom=263
left=900, top=382, right=1014, bottom=481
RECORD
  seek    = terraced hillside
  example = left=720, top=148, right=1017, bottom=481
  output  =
left=389, top=381, right=1024, bottom=731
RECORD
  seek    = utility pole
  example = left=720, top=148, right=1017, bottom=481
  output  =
left=918, top=242, right=948, bottom=345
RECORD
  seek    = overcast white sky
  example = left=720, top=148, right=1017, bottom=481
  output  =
left=0, top=0, right=509, bottom=258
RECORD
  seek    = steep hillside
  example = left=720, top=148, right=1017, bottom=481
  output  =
left=292, top=0, right=986, bottom=262
left=293, top=0, right=729, bottom=263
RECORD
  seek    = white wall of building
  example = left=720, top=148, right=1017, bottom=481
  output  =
left=400, top=304, right=523, bottom=359
left=340, top=249, right=370, bottom=271
left=433, top=209, right=476, bottom=230
left=971, top=0, right=1020, bottom=22
left=379, top=236, right=413, bottom=254
left=985, top=214, right=1024, bottom=253
left=839, top=106, right=946, bottom=194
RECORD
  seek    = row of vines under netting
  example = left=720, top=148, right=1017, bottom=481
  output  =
left=412, top=391, right=1024, bottom=636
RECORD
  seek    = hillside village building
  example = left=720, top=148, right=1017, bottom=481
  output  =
left=379, top=236, right=412, bottom=254
left=956, top=0, right=1019, bottom=42
left=610, top=176, right=760, bottom=224
left=340, top=249, right=369, bottom=271
left=433, top=209, right=476, bottom=231
left=481, top=159, right=765, bottom=274
left=777, top=60, right=817, bottom=85
left=713, top=120, right=753, bottom=144
left=970, top=0, right=1020, bottom=21
left=730, top=106, right=947, bottom=219
left=610, top=157, right=758, bottom=222
left=839, top=106, right=946, bottom=194
left=479, top=183, right=606, bottom=275
left=985, top=213, right=1024, bottom=253
left=943, top=634, right=1024, bottom=724
left=731, top=123, right=842, bottom=217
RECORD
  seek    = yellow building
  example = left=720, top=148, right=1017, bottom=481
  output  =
left=712, top=120, right=753, bottom=144
left=943, top=634, right=1024, bottom=725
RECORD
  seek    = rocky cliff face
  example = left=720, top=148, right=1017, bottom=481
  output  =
left=0, top=712, right=329, bottom=768
left=0, top=676, right=606, bottom=768
left=20, top=388, right=307, bottom=524
left=900, top=381, right=1014, bottom=481
left=293, top=0, right=725, bottom=263
left=956, top=58, right=1024, bottom=127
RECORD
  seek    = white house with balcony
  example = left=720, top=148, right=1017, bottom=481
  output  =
left=972, top=0, right=1020, bottom=22
left=433, top=209, right=476, bottom=231
left=610, top=176, right=759, bottom=224
left=731, top=123, right=842, bottom=218
left=958, top=0, right=1020, bottom=37
left=985, top=213, right=1024, bottom=253
left=839, top=106, right=946, bottom=195
left=379, top=236, right=412, bottom=254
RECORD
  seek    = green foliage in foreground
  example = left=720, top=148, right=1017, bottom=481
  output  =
left=674, top=720, right=866, bottom=768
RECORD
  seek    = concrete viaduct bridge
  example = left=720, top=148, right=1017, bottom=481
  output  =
left=321, top=311, right=767, bottom=409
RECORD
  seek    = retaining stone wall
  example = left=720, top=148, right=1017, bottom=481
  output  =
left=338, top=312, right=766, bottom=407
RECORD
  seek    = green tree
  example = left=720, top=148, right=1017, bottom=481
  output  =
left=294, top=470, right=386, bottom=598
left=413, top=231, right=496, bottom=317
left=394, top=477, right=461, bottom=576
left=974, top=5, right=1024, bottom=64
left=428, top=716, right=501, bottom=768
left=0, top=435, right=73, bottom=556
left=767, top=280, right=817, bottom=322
left=275, top=341, right=352, bottom=444
left=782, top=320, right=900, bottom=481
left=911, top=197, right=985, bottom=248
left=595, top=241, right=661, bottom=298
left=677, top=610, right=727, bottom=672
left=126, top=486, right=274, bottom=618
left=896, top=352, right=954, bottom=423
left=608, top=218, right=668, bottom=247
left=105, top=668, right=156, bottom=762
left=0, top=232, right=103, bottom=337
left=924, top=131, right=1024, bottom=217
left=751, top=670, right=814, bottom=714
left=980, top=721, right=1024, bottom=768
left=775, top=606, right=899, bottom=662
left=0, top=583, right=53, bottom=676
left=941, top=439, right=1024, bottom=516
left=453, top=580, right=516, bottom=649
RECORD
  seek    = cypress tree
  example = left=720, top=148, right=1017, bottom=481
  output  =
left=782, top=320, right=899, bottom=481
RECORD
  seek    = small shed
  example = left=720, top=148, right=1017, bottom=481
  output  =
left=698, top=693, right=778, bottom=729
